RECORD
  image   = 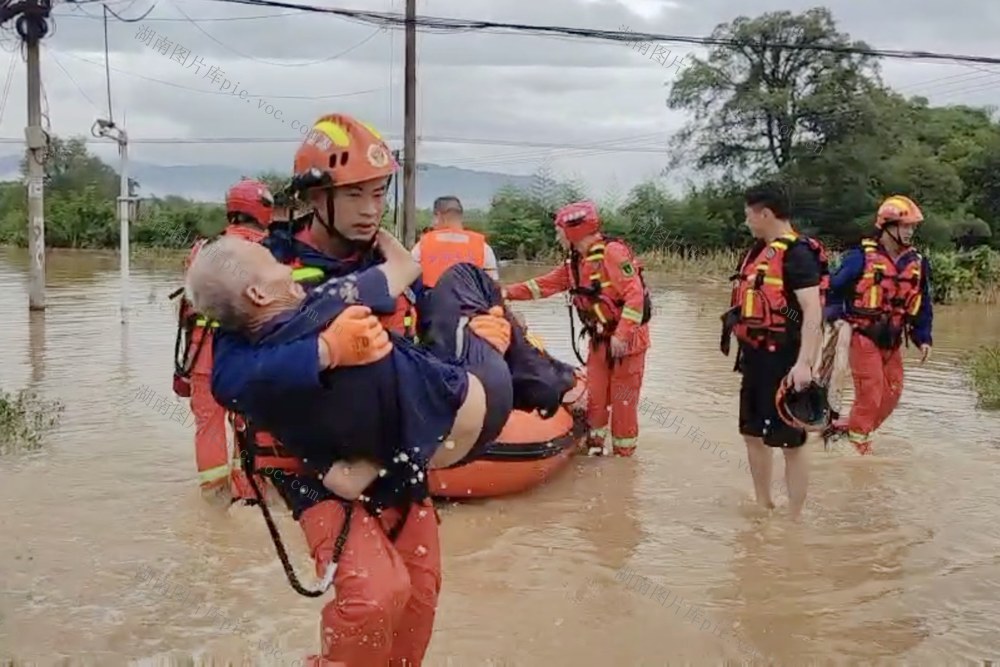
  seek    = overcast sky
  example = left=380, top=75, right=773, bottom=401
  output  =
left=1, top=0, right=998, bottom=196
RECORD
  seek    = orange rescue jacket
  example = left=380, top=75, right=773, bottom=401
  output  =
left=505, top=236, right=650, bottom=354
left=418, top=228, right=487, bottom=287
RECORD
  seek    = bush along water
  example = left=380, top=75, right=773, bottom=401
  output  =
left=0, top=388, right=65, bottom=455
left=964, top=346, right=1000, bottom=410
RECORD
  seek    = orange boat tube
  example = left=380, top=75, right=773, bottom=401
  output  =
left=428, top=371, right=587, bottom=499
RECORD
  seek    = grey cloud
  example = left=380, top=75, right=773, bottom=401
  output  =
left=5, top=0, right=995, bottom=200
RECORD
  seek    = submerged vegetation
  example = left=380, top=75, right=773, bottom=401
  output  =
left=0, top=388, right=65, bottom=455
left=964, top=346, right=1000, bottom=410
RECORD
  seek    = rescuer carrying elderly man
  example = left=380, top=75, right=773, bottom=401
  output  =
left=172, top=177, right=275, bottom=494
left=503, top=200, right=652, bottom=457
left=824, top=195, right=934, bottom=455
left=205, top=112, right=571, bottom=665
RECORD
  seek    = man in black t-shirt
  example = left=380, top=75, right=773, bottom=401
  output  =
left=728, top=182, right=824, bottom=521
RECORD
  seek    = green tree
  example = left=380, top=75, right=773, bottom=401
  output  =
left=667, top=8, right=880, bottom=176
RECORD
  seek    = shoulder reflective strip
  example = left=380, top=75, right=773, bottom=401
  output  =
left=762, top=277, right=783, bottom=286
left=292, top=267, right=325, bottom=281
left=198, top=465, right=230, bottom=484
left=434, top=231, right=472, bottom=243
left=588, top=253, right=605, bottom=261
left=589, top=272, right=602, bottom=280
left=526, top=279, right=542, bottom=299
left=743, top=288, right=756, bottom=316
left=622, top=306, right=643, bottom=323
left=592, top=304, right=608, bottom=323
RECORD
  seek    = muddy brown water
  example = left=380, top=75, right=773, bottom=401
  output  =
left=1, top=248, right=999, bottom=666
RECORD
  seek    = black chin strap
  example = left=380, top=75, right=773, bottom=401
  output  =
left=312, top=189, right=378, bottom=255
left=881, top=223, right=912, bottom=249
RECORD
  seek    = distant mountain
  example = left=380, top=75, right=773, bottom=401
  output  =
left=0, top=153, right=534, bottom=210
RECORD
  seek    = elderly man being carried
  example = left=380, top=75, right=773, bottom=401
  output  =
left=185, top=229, right=576, bottom=499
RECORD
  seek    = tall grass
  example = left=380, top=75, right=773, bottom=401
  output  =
left=965, top=346, right=1000, bottom=410
left=0, top=389, right=65, bottom=455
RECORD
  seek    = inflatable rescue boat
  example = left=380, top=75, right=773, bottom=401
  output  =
left=428, top=370, right=587, bottom=499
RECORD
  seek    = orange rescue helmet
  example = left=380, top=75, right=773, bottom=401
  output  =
left=225, top=178, right=274, bottom=227
left=875, top=195, right=923, bottom=228
left=293, top=113, right=398, bottom=189
left=554, top=200, right=601, bottom=245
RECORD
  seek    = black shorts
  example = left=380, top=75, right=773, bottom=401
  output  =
left=738, top=345, right=806, bottom=449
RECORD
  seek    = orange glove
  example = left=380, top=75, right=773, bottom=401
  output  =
left=469, top=306, right=511, bottom=354
left=319, top=305, right=392, bottom=367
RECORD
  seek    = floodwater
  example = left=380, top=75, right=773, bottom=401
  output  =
left=1, top=247, right=999, bottom=666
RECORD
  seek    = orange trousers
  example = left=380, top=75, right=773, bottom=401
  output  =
left=300, top=499, right=441, bottom=666
left=190, top=370, right=230, bottom=489
left=586, top=341, right=646, bottom=455
left=847, top=332, right=904, bottom=448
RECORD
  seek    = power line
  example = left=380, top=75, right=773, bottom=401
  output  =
left=170, top=2, right=383, bottom=67
left=50, top=46, right=386, bottom=100
left=194, top=0, right=1000, bottom=67
left=0, top=132, right=673, bottom=152
left=54, top=7, right=299, bottom=21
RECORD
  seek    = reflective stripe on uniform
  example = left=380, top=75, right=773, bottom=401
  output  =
left=194, top=316, right=220, bottom=328
left=291, top=267, right=325, bottom=282
left=848, top=430, right=870, bottom=443
left=589, top=427, right=608, bottom=439
left=526, top=279, right=542, bottom=299
left=199, top=464, right=230, bottom=485
left=525, top=332, right=545, bottom=350
left=612, top=437, right=637, bottom=449
left=621, top=306, right=643, bottom=324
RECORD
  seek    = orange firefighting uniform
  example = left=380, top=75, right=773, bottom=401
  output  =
left=417, top=227, right=487, bottom=287
left=231, top=225, right=434, bottom=666
left=179, top=224, right=266, bottom=490
left=837, top=239, right=930, bottom=454
left=505, top=237, right=649, bottom=456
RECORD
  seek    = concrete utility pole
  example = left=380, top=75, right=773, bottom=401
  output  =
left=1, top=0, right=53, bottom=310
left=93, top=119, right=133, bottom=323
left=25, top=37, right=45, bottom=310
left=402, top=0, right=417, bottom=248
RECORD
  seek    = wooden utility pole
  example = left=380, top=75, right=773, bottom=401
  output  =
left=402, top=0, right=417, bottom=248
left=1, top=0, right=52, bottom=309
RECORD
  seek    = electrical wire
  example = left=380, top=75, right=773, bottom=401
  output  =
left=50, top=46, right=385, bottom=100
left=45, top=45, right=102, bottom=111
left=0, top=46, right=17, bottom=125
left=194, top=0, right=1000, bottom=67
left=171, top=2, right=382, bottom=67
left=103, top=4, right=114, bottom=119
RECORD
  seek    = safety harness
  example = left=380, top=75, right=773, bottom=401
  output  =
left=566, top=237, right=653, bottom=365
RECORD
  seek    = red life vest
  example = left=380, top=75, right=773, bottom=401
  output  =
left=730, top=232, right=829, bottom=351
left=568, top=237, right=652, bottom=338
left=848, top=238, right=923, bottom=333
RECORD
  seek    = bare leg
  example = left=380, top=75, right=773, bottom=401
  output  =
left=321, top=460, right=380, bottom=500
left=782, top=447, right=808, bottom=521
left=743, top=435, right=775, bottom=510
